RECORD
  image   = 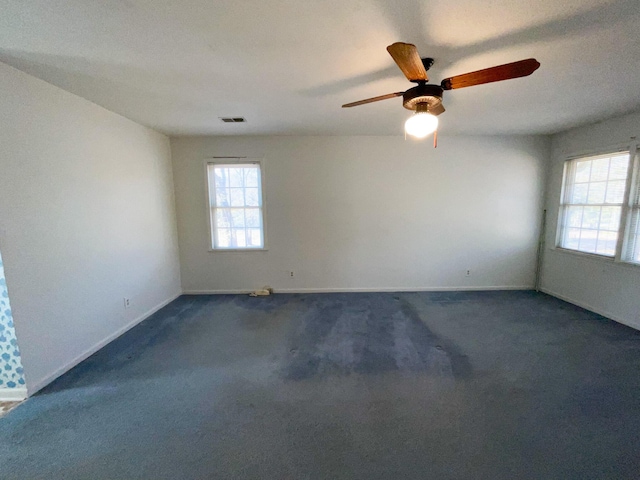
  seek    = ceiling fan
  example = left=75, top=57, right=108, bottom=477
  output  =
left=343, top=42, right=540, bottom=141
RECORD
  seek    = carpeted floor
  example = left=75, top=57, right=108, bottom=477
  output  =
left=1, top=291, right=639, bottom=479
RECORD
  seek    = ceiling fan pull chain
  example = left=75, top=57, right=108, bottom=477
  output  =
left=434, top=129, right=438, bottom=148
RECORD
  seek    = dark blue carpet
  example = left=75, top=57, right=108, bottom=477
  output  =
left=1, top=291, right=640, bottom=479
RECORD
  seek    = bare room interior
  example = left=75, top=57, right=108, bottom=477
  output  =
left=1, top=0, right=640, bottom=478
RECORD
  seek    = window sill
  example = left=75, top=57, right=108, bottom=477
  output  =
left=549, top=246, right=640, bottom=270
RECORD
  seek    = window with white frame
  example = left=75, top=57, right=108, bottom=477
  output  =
left=624, top=157, right=640, bottom=264
left=557, top=148, right=640, bottom=264
left=207, top=161, right=265, bottom=250
left=558, top=152, right=630, bottom=256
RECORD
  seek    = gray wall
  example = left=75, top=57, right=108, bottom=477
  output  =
left=171, top=135, right=550, bottom=293
left=0, top=62, right=182, bottom=393
left=541, top=110, right=640, bottom=330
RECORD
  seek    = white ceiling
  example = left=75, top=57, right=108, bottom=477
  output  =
left=2, top=0, right=640, bottom=136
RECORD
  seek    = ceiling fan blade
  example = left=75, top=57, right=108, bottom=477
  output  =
left=342, top=92, right=404, bottom=108
left=386, top=42, right=428, bottom=82
left=430, top=104, right=445, bottom=116
left=441, top=58, right=540, bottom=90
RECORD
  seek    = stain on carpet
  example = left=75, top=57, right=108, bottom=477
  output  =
left=0, top=400, right=22, bottom=418
left=282, top=293, right=470, bottom=381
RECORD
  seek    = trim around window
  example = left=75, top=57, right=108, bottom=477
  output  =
left=551, top=245, right=640, bottom=270
left=204, top=157, right=268, bottom=252
left=555, top=141, right=639, bottom=266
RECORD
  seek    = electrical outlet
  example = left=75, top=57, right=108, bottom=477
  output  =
left=465, top=270, right=471, bottom=277
left=124, top=297, right=131, bottom=309
left=289, top=271, right=294, bottom=277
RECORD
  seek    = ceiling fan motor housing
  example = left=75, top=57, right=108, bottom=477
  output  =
left=403, top=84, right=444, bottom=111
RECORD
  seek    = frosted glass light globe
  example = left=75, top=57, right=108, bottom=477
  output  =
left=404, top=112, right=438, bottom=138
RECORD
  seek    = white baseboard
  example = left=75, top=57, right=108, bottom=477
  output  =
left=184, top=285, right=534, bottom=295
left=184, top=289, right=254, bottom=295
left=27, top=291, right=182, bottom=396
left=0, top=387, right=28, bottom=401
left=540, top=287, right=640, bottom=331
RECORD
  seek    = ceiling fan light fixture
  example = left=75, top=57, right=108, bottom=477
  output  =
left=343, top=42, right=540, bottom=140
left=404, top=110, right=438, bottom=138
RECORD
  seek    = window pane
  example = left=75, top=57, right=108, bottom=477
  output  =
left=230, top=209, right=245, bottom=228
left=570, top=183, right=588, bottom=203
left=229, top=168, right=244, bottom=187
left=578, top=230, right=598, bottom=253
left=245, top=188, right=260, bottom=207
left=586, top=182, right=606, bottom=204
left=217, top=229, right=231, bottom=248
left=216, top=188, right=230, bottom=207
left=605, top=180, right=626, bottom=203
left=245, top=208, right=260, bottom=228
left=590, top=157, right=610, bottom=182
left=595, top=231, right=617, bottom=256
left=566, top=206, right=583, bottom=228
left=599, top=206, right=621, bottom=232
left=247, top=228, right=262, bottom=247
left=575, top=161, right=591, bottom=183
left=581, top=206, right=601, bottom=229
left=232, top=229, right=247, bottom=247
left=214, top=167, right=229, bottom=189
left=245, top=168, right=258, bottom=187
left=609, top=155, right=629, bottom=180
left=564, top=227, right=581, bottom=250
left=215, top=208, right=232, bottom=228
left=230, top=188, right=245, bottom=206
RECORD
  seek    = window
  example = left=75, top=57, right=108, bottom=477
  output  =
left=624, top=156, right=640, bottom=263
left=558, top=152, right=630, bottom=256
left=558, top=148, right=640, bottom=265
left=206, top=161, right=265, bottom=250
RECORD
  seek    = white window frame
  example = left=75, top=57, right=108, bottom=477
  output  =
left=205, top=157, right=268, bottom=252
left=555, top=142, right=639, bottom=266
left=621, top=149, right=640, bottom=264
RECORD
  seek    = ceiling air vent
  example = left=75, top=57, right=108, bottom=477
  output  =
left=220, top=117, right=246, bottom=123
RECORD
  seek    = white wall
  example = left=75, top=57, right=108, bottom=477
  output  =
left=0, top=62, right=182, bottom=394
left=541, top=111, right=640, bottom=330
left=171, top=135, right=549, bottom=293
